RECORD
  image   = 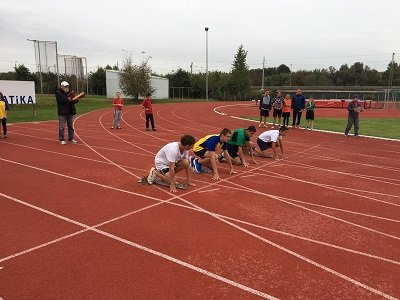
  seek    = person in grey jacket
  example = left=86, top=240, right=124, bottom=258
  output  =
left=291, top=89, right=306, bottom=128
left=344, top=94, right=363, bottom=137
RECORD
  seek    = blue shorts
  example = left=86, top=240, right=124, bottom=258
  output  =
left=257, top=138, right=272, bottom=151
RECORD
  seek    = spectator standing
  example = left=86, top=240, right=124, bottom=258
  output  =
left=344, top=94, right=363, bottom=137
left=0, top=91, right=9, bottom=138
left=55, top=81, right=79, bottom=144
left=111, top=91, right=124, bottom=129
left=305, top=97, right=315, bottom=130
left=271, top=90, right=284, bottom=127
left=142, top=93, right=156, bottom=131
left=291, top=89, right=306, bottom=128
left=282, top=93, right=291, bottom=127
left=259, top=90, right=271, bottom=128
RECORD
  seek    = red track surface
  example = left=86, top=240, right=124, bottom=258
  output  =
left=1, top=101, right=399, bottom=299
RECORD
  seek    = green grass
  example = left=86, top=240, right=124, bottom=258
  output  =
left=244, top=116, right=400, bottom=139
left=8, top=95, right=399, bottom=139
left=8, top=95, right=215, bottom=123
left=8, top=95, right=115, bottom=122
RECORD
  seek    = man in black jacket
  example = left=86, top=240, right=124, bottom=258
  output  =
left=291, top=89, right=306, bottom=128
left=344, top=94, right=363, bottom=137
left=55, top=81, right=79, bottom=144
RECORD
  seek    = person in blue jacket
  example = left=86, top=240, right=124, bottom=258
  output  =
left=291, top=89, right=306, bottom=128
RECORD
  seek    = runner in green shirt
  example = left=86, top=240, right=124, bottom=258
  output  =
left=226, top=126, right=257, bottom=167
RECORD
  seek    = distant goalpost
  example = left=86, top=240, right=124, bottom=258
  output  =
left=171, top=87, right=191, bottom=99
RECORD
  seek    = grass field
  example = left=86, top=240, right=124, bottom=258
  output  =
left=245, top=116, right=400, bottom=139
left=7, top=95, right=215, bottom=123
left=6, top=95, right=398, bottom=139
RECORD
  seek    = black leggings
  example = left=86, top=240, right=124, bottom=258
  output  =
left=282, top=112, right=290, bottom=126
left=292, top=109, right=303, bottom=126
left=145, top=114, right=155, bottom=129
left=1, top=118, right=6, bottom=136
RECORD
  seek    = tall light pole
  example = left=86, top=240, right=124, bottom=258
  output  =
left=27, top=39, right=43, bottom=94
left=262, top=57, right=265, bottom=90
left=389, top=52, right=395, bottom=87
left=205, top=27, right=209, bottom=101
left=290, top=64, right=293, bottom=87
left=27, top=39, right=59, bottom=92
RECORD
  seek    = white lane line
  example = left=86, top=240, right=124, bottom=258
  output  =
left=280, top=161, right=400, bottom=186
left=214, top=105, right=400, bottom=142
left=8, top=112, right=399, bottom=297
left=256, top=164, right=400, bottom=207
left=2, top=148, right=398, bottom=267
left=198, top=188, right=220, bottom=193
left=0, top=192, right=275, bottom=299
left=240, top=174, right=257, bottom=178
left=3, top=155, right=399, bottom=268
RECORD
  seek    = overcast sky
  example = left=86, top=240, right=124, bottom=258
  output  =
left=1, top=0, right=399, bottom=75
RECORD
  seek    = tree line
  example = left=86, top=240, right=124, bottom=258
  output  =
left=1, top=45, right=399, bottom=100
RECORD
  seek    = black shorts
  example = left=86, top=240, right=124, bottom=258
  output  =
left=160, top=165, right=177, bottom=174
left=257, top=138, right=272, bottom=151
left=273, top=109, right=282, bottom=117
left=194, top=148, right=207, bottom=159
left=226, top=143, right=239, bottom=159
left=260, top=109, right=269, bottom=117
left=306, top=110, right=315, bottom=120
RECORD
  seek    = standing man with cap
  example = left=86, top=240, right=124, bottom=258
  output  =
left=55, top=81, right=79, bottom=144
left=344, top=94, right=363, bottom=138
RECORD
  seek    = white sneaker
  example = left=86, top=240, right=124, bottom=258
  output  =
left=69, top=139, right=78, bottom=144
left=60, top=140, right=66, bottom=145
left=147, top=167, right=156, bottom=184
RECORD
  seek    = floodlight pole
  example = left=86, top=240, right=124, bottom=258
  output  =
left=389, top=53, right=395, bottom=87
left=262, top=57, right=265, bottom=90
left=27, top=39, right=43, bottom=94
left=82, top=57, right=88, bottom=95
left=205, top=27, right=209, bottom=102
left=55, top=41, right=60, bottom=86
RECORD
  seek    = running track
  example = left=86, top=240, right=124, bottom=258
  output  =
left=1, top=102, right=399, bottom=299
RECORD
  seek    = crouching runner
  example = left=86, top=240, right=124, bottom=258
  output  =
left=253, top=126, right=288, bottom=160
left=146, top=134, right=196, bottom=193
left=190, top=128, right=236, bottom=180
left=226, top=126, right=257, bottom=167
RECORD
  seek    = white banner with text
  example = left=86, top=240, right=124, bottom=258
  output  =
left=0, top=80, right=36, bottom=104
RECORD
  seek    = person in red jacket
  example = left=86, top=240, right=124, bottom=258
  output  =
left=141, top=93, right=156, bottom=131
left=111, top=91, right=124, bottom=129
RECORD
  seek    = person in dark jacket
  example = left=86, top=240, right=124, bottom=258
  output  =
left=55, top=81, right=79, bottom=144
left=291, top=89, right=306, bottom=128
left=344, top=94, right=363, bottom=137
left=258, top=89, right=271, bottom=128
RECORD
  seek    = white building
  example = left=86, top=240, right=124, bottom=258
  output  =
left=106, top=69, right=169, bottom=99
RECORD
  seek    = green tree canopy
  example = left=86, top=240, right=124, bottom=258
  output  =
left=119, top=56, right=154, bottom=100
left=14, top=64, right=35, bottom=81
left=229, top=44, right=251, bottom=99
left=88, top=66, right=106, bottom=95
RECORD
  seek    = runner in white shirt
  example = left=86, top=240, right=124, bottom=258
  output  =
left=253, top=126, right=288, bottom=160
left=147, top=135, right=196, bottom=193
